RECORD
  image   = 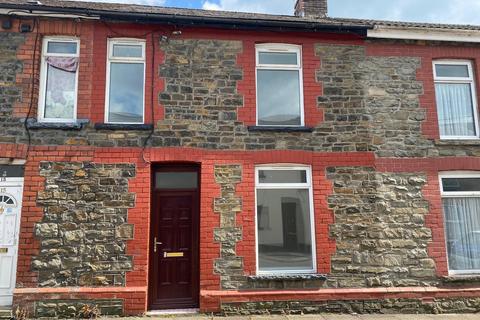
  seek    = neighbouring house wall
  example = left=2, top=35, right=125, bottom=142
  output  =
left=2, top=17, right=480, bottom=317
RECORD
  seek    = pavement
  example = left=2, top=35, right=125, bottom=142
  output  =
left=107, top=314, right=480, bottom=320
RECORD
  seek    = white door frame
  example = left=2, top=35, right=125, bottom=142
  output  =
left=0, top=178, right=24, bottom=307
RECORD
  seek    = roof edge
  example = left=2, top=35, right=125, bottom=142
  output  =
left=0, top=2, right=371, bottom=35
left=368, top=25, right=480, bottom=43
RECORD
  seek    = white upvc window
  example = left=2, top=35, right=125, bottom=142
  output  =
left=255, top=165, right=316, bottom=274
left=440, top=172, right=480, bottom=275
left=105, top=39, right=146, bottom=124
left=38, top=37, right=80, bottom=123
left=255, top=44, right=304, bottom=127
left=433, top=60, right=479, bottom=140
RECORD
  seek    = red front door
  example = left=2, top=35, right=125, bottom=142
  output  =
left=149, top=165, right=200, bottom=310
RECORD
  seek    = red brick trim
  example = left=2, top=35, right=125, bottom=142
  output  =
left=14, top=286, right=146, bottom=294
left=0, top=143, right=27, bottom=159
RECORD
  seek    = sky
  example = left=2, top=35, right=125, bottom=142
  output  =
left=72, top=0, right=480, bottom=25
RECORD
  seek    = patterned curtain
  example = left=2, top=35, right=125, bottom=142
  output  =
left=44, top=57, right=78, bottom=119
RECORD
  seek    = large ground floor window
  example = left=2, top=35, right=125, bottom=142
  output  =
left=255, top=166, right=316, bottom=274
left=441, top=172, right=480, bottom=274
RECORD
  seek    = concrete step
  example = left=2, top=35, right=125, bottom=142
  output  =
left=0, top=308, right=12, bottom=320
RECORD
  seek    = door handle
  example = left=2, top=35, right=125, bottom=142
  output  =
left=153, top=237, right=163, bottom=253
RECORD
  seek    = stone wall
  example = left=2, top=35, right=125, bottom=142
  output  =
left=327, top=167, right=436, bottom=287
left=35, top=299, right=123, bottom=319
left=32, top=162, right=136, bottom=287
left=221, top=297, right=480, bottom=315
left=314, top=45, right=433, bottom=156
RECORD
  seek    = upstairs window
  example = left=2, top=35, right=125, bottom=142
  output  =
left=255, top=166, right=316, bottom=274
left=38, top=38, right=79, bottom=122
left=105, top=39, right=145, bottom=124
left=256, top=44, right=304, bottom=127
left=440, top=172, right=480, bottom=274
left=434, top=61, right=479, bottom=139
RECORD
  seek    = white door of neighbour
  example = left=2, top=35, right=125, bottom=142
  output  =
left=0, top=179, right=23, bottom=307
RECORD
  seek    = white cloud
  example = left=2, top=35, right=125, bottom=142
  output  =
left=202, top=1, right=222, bottom=10
left=201, top=0, right=296, bottom=15
left=70, top=0, right=165, bottom=5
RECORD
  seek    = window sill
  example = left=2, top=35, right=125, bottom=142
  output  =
left=94, top=123, right=153, bottom=131
left=442, top=275, right=480, bottom=285
left=248, top=126, right=314, bottom=133
left=247, top=274, right=327, bottom=281
left=247, top=274, right=327, bottom=290
left=26, top=119, right=89, bottom=130
left=435, top=139, right=480, bottom=146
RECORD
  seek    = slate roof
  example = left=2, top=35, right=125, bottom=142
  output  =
left=0, top=0, right=479, bottom=32
left=335, top=17, right=480, bottom=32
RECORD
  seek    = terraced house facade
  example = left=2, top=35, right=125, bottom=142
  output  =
left=1, top=0, right=480, bottom=317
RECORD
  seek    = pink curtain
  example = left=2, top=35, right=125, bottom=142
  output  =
left=46, top=57, right=78, bottom=72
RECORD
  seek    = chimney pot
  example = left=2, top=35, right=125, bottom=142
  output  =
left=294, top=0, right=328, bottom=18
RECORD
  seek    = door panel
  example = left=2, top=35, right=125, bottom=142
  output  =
left=0, top=182, right=23, bottom=307
left=149, top=166, right=199, bottom=310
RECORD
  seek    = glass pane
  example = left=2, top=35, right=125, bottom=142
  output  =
left=112, top=44, right=143, bottom=58
left=44, top=65, right=76, bottom=119
left=156, top=172, right=198, bottom=189
left=435, top=83, right=476, bottom=137
left=443, top=197, right=480, bottom=271
left=259, top=170, right=307, bottom=184
left=257, top=70, right=301, bottom=126
left=436, top=64, right=470, bottom=78
left=108, top=62, right=144, bottom=123
left=47, top=41, right=77, bottom=54
left=259, top=52, right=298, bottom=65
left=443, top=178, right=480, bottom=192
left=257, top=188, right=313, bottom=272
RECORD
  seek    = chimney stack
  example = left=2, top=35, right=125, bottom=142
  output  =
left=294, top=0, right=328, bottom=18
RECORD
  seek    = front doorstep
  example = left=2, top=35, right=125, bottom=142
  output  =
left=145, top=308, right=199, bottom=316
left=0, top=307, right=12, bottom=320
